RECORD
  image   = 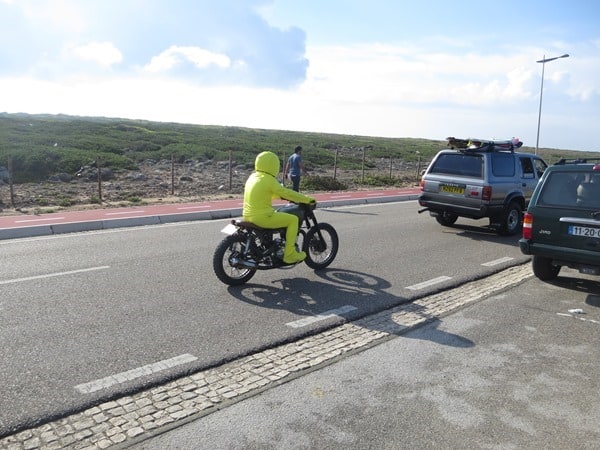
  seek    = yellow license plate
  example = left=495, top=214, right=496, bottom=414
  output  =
left=440, top=184, right=465, bottom=194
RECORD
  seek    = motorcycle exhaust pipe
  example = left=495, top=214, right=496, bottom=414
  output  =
left=230, top=257, right=257, bottom=269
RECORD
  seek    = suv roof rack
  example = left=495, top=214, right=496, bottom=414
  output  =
left=554, top=158, right=600, bottom=165
left=446, top=136, right=523, bottom=153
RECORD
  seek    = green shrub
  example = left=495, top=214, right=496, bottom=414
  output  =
left=302, top=175, right=347, bottom=191
left=127, top=196, right=143, bottom=204
left=355, top=175, right=400, bottom=187
left=35, top=197, right=50, bottom=206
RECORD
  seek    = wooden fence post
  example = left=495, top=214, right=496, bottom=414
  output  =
left=8, top=155, right=15, bottom=207
left=171, top=154, right=175, bottom=195
left=361, top=147, right=365, bottom=183
left=333, top=147, right=338, bottom=181
left=229, top=149, right=233, bottom=192
left=96, top=156, right=102, bottom=203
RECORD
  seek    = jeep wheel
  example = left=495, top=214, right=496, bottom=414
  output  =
left=499, top=202, right=522, bottom=236
left=435, top=212, right=458, bottom=227
left=532, top=255, right=560, bottom=281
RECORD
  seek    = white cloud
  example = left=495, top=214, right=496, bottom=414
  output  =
left=19, top=0, right=87, bottom=33
left=302, top=44, right=538, bottom=108
left=67, top=42, right=123, bottom=67
left=143, top=46, right=231, bottom=74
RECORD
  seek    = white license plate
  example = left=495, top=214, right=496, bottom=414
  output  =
left=568, top=225, right=600, bottom=238
left=220, top=223, right=238, bottom=235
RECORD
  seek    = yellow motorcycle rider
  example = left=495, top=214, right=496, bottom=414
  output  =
left=243, top=151, right=315, bottom=264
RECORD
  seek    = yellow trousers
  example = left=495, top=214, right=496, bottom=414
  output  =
left=245, top=211, right=300, bottom=261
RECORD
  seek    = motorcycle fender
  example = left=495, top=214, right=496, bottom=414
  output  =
left=220, top=223, right=238, bottom=235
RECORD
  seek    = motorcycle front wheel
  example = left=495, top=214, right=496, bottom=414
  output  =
left=303, top=223, right=339, bottom=270
left=213, top=235, right=256, bottom=286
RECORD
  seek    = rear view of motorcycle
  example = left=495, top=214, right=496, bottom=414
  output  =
left=213, top=202, right=338, bottom=286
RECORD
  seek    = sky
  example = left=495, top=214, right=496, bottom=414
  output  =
left=1, top=0, right=599, bottom=151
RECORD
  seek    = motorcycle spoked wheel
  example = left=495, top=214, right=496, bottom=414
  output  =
left=213, top=234, right=257, bottom=286
left=302, top=223, right=339, bottom=269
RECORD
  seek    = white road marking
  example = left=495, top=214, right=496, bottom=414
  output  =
left=286, top=305, right=358, bottom=328
left=15, top=217, right=66, bottom=223
left=75, top=354, right=198, bottom=394
left=557, top=313, right=600, bottom=325
left=481, top=257, right=515, bottom=267
left=177, top=205, right=211, bottom=210
left=105, top=211, right=145, bottom=216
left=0, top=266, right=110, bottom=285
left=406, top=276, right=452, bottom=290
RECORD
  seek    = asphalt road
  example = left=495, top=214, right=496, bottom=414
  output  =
left=1, top=200, right=530, bottom=436
left=133, top=271, right=600, bottom=449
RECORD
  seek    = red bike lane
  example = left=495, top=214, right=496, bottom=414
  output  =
left=0, top=187, right=420, bottom=239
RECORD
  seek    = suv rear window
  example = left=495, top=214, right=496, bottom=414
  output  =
left=539, top=170, right=600, bottom=208
left=538, top=172, right=579, bottom=207
left=429, top=153, right=483, bottom=178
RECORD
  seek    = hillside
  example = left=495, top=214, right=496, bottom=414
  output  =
left=0, top=113, right=596, bottom=214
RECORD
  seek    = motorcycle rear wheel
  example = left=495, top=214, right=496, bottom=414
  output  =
left=213, top=235, right=256, bottom=285
left=303, top=223, right=338, bottom=269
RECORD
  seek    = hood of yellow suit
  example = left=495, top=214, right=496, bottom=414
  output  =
left=254, top=151, right=279, bottom=177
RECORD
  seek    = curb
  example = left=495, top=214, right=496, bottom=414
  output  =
left=0, top=194, right=417, bottom=241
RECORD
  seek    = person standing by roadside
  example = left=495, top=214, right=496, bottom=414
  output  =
left=284, top=145, right=308, bottom=192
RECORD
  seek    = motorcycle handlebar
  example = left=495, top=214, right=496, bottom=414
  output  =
left=284, top=200, right=317, bottom=210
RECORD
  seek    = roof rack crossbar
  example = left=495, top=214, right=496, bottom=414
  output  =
left=554, top=158, right=600, bottom=165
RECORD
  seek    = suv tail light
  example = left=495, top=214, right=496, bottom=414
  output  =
left=523, top=212, right=533, bottom=239
left=482, top=185, right=492, bottom=201
left=420, top=178, right=425, bottom=191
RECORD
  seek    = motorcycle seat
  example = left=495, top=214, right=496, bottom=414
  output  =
left=233, top=219, right=264, bottom=231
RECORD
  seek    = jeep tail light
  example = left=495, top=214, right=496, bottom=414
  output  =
left=482, top=185, right=492, bottom=201
left=523, top=212, right=533, bottom=239
left=420, top=178, right=425, bottom=191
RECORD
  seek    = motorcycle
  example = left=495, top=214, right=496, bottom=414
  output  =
left=213, top=202, right=339, bottom=285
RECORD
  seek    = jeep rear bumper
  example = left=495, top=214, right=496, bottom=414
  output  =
left=519, top=239, right=600, bottom=272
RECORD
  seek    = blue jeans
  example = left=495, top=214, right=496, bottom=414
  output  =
left=290, top=174, right=301, bottom=192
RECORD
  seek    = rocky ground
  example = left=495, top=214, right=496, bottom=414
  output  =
left=0, top=158, right=420, bottom=216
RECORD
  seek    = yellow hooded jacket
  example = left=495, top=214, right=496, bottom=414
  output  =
left=243, top=151, right=313, bottom=221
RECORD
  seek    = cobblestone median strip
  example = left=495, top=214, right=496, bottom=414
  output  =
left=1, top=264, right=532, bottom=450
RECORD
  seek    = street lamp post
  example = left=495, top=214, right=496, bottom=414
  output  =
left=535, top=53, right=569, bottom=154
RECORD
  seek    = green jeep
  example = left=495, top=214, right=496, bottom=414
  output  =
left=519, top=158, right=600, bottom=281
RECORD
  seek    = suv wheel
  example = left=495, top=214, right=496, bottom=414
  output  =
left=435, top=211, right=458, bottom=227
left=532, top=255, right=561, bottom=281
left=499, top=201, right=522, bottom=236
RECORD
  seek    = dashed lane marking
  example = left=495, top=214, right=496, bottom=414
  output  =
left=406, top=276, right=452, bottom=290
left=75, top=354, right=198, bottom=394
left=0, top=266, right=110, bottom=285
left=286, top=305, right=358, bottom=328
left=481, top=257, right=515, bottom=266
